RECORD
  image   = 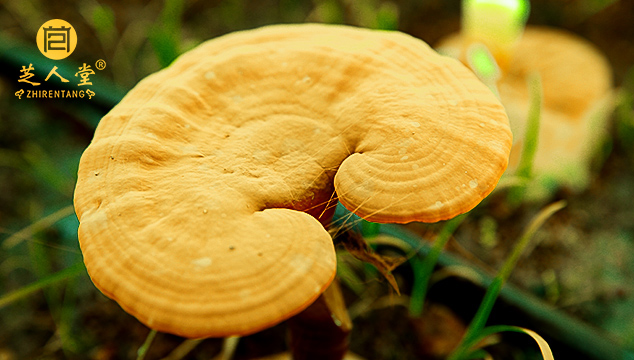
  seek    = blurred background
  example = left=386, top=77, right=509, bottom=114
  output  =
left=1, top=0, right=633, bottom=359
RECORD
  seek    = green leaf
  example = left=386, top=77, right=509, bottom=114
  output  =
left=375, top=2, right=400, bottom=30
left=361, top=220, right=381, bottom=238
left=471, top=325, right=554, bottom=360
left=92, top=4, right=116, bottom=42
left=466, top=43, right=501, bottom=97
left=149, top=0, right=186, bottom=68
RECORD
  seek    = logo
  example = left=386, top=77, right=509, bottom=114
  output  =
left=36, top=19, right=77, bottom=60
left=14, top=20, right=106, bottom=100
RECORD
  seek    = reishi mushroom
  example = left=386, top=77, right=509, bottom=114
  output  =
left=437, top=24, right=614, bottom=197
left=74, top=23, right=511, bottom=347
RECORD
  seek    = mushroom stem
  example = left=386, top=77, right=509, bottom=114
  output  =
left=288, top=280, right=352, bottom=360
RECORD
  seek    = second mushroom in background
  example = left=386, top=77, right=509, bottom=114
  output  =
left=437, top=0, right=614, bottom=200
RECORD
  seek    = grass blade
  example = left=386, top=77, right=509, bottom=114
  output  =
left=448, top=200, right=565, bottom=360
left=137, top=329, right=158, bottom=360
left=470, top=325, right=554, bottom=360
left=3, top=205, right=75, bottom=249
left=508, top=72, right=542, bottom=204
left=0, top=262, right=85, bottom=309
left=409, top=214, right=466, bottom=317
left=161, top=339, right=204, bottom=360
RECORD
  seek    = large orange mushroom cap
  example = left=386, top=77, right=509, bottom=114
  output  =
left=74, top=24, right=512, bottom=338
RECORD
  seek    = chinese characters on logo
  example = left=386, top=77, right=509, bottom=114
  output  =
left=15, top=62, right=103, bottom=99
left=75, top=64, right=95, bottom=86
left=18, top=64, right=40, bottom=86
left=45, top=66, right=69, bottom=83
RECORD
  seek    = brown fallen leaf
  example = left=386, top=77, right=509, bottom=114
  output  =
left=340, top=231, right=407, bottom=295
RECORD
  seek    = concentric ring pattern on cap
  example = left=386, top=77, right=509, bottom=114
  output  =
left=74, top=24, right=512, bottom=338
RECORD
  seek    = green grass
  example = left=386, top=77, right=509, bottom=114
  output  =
left=0, top=262, right=85, bottom=309
left=447, top=201, right=565, bottom=360
left=409, top=215, right=466, bottom=318
left=507, top=73, right=542, bottom=206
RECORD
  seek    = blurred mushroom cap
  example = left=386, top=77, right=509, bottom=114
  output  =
left=438, top=26, right=614, bottom=193
left=74, top=24, right=511, bottom=338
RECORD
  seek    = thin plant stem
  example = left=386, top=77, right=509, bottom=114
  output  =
left=3, top=205, right=74, bottom=249
left=0, top=262, right=85, bottom=309
left=161, top=339, right=204, bottom=360
left=448, top=200, right=566, bottom=360
left=219, top=336, right=240, bottom=360
left=137, top=329, right=158, bottom=360
left=508, top=73, right=542, bottom=205
left=409, top=214, right=466, bottom=317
